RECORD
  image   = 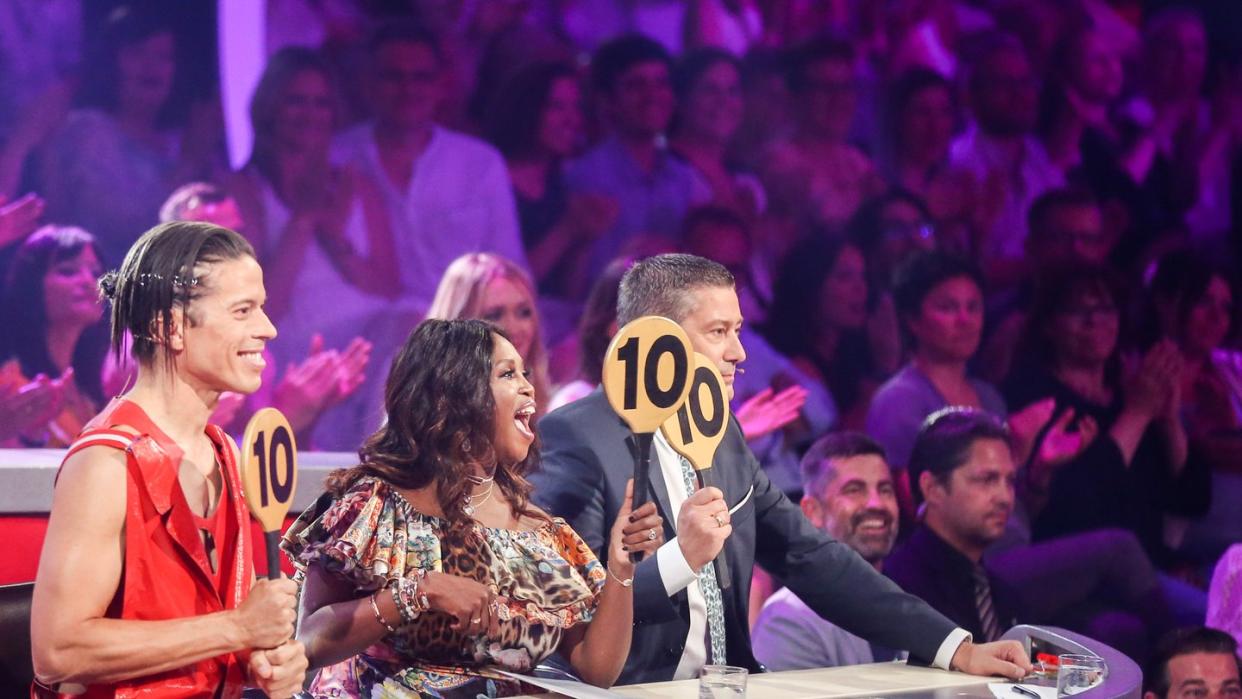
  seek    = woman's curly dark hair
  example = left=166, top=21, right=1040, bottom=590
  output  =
left=326, top=319, right=543, bottom=531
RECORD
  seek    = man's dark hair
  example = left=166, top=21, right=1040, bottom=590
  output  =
left=1027, top=187, right=1099, bottom=243
left=590, top=34, right=672, bottom=94
left=964, top=31, right=1029, bottom=95
left=366, top=20, right=443, bottom=62
left=800, top=432, right=887, bottom=496
left=673, top=47, right=741, bottom=99
left=1145, top=627, right=1240, bottom=698
left=892, top=250, right=984, bottom=325
left=909, top=408, right=1010, bottom=505
left=787, top=35, right=855, bottom=93
left=616, top=254, right=734, bottom=326
left=99, top=221, right=256, bottom=366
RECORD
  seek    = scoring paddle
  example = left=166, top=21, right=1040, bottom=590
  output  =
left=602, top=316, right=694, bottom=561
left=241, top=408, right=298, bottom=579
left=661, top=353, right=732, bottom=589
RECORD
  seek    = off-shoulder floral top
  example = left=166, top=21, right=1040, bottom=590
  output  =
left=281, top=477, right=606, bottom=698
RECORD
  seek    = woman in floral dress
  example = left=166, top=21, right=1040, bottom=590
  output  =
left=283, top=319, right=664, bottom=697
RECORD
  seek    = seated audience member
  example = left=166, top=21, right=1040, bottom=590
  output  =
left=759, top=36, right=881, bottom=233
left=0, top=225, right=108, bottom=447
left=1143, top=627, right=1241, bottom=699
left=683, top=208, right=831, bottom=495
left=333, top=22, right=526, bottom=314
left=564, top=35, right=704, bottom=279
left=1117, top=8, right=1239, bottom=259
left=669, top=48, right=764, bottom=218
left=154, top=181, right=372, bottom=450
left=427, top=253, right=551, bottom=417
left=979, top=187, right=1112, bottom=383
left=885, top=408, right=1023, bottom=642
left=865, top=252, right=1006, bottom=474
left=230, top=47, right=398, bottom=355
left=39, top=7, right=217, bottom=265
left=848, top=190, right=940, bottom=376
left=877, top=69, right=976, bottom=250
left=548, top=256, right=632, bottom=411
left=1039, top=25, right=1126, bottom=176
left=752, top=432, right=902, bottom=669
left=1207, top=545, right=1242, bottom=649
left=767, top=236, right=877, bottom=430
left=1004, top=264, right=1209, bottom=570
left=1145, top=252, right=1242, bottom=562
left=948, top=33, right=1064, bottom=293
left=284, top=319, right=663, bottom=694
left=485, top=61, right=618, bottom=300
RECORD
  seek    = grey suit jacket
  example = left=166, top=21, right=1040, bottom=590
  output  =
left=530, top=389, right=957, bottom=684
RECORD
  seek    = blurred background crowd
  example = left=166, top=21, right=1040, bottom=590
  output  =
left=0, top=0, right=1239, bottom=668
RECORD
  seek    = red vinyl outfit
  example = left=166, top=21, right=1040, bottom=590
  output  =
left=33, top=399, right=254, bottom=699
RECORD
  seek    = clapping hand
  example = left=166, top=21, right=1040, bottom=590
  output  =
left=0, top=366, right=67, bottom=443
left=735, top=385, right=808, bottom=441
left=274, top=335, right=372, bottom=436
left=0, top=193, right=44, bottom=248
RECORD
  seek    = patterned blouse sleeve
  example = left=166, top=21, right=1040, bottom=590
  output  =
left=280, top=478, right=441, bottom=591
left=551, top=518, right=607, bottom=599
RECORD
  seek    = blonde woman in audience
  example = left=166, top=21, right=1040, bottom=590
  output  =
left=428, top=253, right=551, bottom=417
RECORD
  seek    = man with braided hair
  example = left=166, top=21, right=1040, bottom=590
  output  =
left=31, top=221, right=306, bottom=698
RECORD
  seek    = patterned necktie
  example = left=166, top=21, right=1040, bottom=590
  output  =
left=679, top=456, right=728, bottom=665
left=972, top=563, right=1004, bottom=642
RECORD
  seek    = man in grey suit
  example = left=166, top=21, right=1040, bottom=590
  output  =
left=531, top=254, right=1034, bottom=684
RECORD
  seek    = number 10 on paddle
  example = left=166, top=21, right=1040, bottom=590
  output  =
left=603, top=317, right=693, bottom=560
left=242, top=408, right=299, bottom=579
left=662, top=354, right=732, bottom=589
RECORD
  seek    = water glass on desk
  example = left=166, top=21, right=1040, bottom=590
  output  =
left=1057, top=654, right=1106, bottom=696
left=699, top=665, right=747, bottom=698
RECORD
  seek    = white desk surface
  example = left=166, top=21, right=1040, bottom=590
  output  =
left=517, top=663, right=995, bottom=699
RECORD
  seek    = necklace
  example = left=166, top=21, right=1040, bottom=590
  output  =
left=463, top=481, right=494, bottom=516
left=466, top=472, right=495, bottom=486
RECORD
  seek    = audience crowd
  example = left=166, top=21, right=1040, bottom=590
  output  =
left=1, top=0, right=1240, bottom=669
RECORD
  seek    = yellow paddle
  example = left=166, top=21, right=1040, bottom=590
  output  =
left=240, top=408, right=298, bottom=579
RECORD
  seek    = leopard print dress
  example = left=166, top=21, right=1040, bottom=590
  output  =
left=282, top=477, right=606, bottom=698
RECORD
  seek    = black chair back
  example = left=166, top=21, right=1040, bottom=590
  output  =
left=0, top=582, right=35, bottom=694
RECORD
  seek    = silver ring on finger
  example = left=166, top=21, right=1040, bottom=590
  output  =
left=713, top=513, right=725, bottom=528
left=471, top=617, right=482, bottom=624
left=647, top=528, right=657, bottom=541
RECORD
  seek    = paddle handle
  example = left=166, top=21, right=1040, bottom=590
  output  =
left=630, top=432, right=655, bottom=564
left=264, top=530, right=282, bottom=580
left=697, top=468, right=731, bottom=590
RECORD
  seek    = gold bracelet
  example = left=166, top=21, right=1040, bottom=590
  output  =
left=369, top=589, right=398, bottom=634
left=607, top=565, right=634, bottom=587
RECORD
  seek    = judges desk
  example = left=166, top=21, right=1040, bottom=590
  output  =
left=517, top=625, right=1142, bottom=699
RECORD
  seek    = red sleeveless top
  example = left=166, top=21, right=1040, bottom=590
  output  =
left=33, top=399, right=255, bottom=699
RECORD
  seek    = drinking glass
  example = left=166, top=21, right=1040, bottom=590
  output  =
left=699, top=665, right=747, bottom=699
left=1057, top=654, right=1106, bottom=696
